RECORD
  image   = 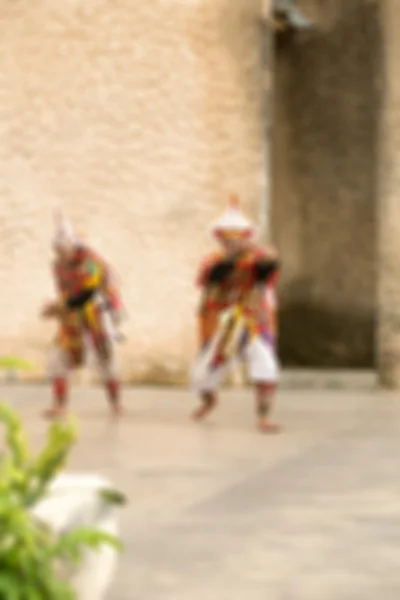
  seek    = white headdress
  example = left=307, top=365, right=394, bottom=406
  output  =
left=52, top=211, right=78, bottom=248
left=210, top=194, right=255, bottom=237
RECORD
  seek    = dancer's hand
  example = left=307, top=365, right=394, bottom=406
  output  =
left=110, top=308, right=124, bottom=327
left=41, top=301, right=63, bottom=319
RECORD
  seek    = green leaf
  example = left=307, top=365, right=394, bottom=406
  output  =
left=0, top=571, right=22, bottom=600
left=98, top=488, right=127, bottom=506
left=47, top=526, right=123, bottom=564
left=26, top=418, right=78, bottom=508
left=0, top=356, right=35, bottom=371
left=0, top=403, right=30, bottom=471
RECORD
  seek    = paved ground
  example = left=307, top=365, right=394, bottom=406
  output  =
left=2, top=382, right=400, bottom=600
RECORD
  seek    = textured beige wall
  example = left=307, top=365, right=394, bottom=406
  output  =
left=377, top=0, right=400, bottom=386
left=0, top=0, right=267, bottom=382
left=272, top=0, right=381, bottom=367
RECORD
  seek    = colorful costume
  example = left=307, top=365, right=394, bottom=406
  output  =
left=193, top=246, right=280, bottom=388
left=44, top=216, right=124, bottom=417
left=191, top=196, right=281, bottom=432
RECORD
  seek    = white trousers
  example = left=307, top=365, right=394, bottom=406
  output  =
left=191, top=335, right=279, bottom=393
left=48, top=343, right=118, bottom=381
left=48, top=309, right=119, bottom=381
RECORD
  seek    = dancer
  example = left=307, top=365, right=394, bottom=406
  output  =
left=41, top=214, right=124, bottom=419
left=191, top=195, right=281, bottom=433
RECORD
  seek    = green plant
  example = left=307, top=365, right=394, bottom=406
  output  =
left=0, top=402, right=123, bottom=599
left=0, top=356, right=35, bottom=372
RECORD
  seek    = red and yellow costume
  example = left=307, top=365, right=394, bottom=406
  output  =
left=191, top=195, right=281, bottom=433
left=53, top=245, right=122, bottom=368
left=42, top=215, right=124, bottom=418
left=197, top=245, right=279, bottom=351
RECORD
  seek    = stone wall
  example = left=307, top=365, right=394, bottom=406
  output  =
left=377, top=0, right=400, bottom=387
left=0, top=0, right=266, bottom=382
left=272, top=0, right=382, bottom=367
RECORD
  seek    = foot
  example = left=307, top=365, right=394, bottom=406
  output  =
left=257, top=417, right=281, bottom=434
left=110, top=402, right=124, bottom=416
left=192, top=402, right=216, bottom=422
left=43, top=406, right=66, bottom=420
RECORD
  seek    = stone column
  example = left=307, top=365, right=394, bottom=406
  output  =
left=260, top=0, right=273, bottom=243
left=377, top=1, right=400, bottom=387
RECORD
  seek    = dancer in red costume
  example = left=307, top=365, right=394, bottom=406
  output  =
left=191, top=195, right=281, bottom=433
left=41, top=214, right=125, bottom=419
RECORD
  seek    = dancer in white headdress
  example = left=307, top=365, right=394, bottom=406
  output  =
left=191, top=195, right=281, bottom=433
left=40, top=213, right=125, bottom=418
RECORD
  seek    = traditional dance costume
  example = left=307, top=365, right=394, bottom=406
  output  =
left=191, top=196, right=281, bottom=432
left=43, top=216, right=124, bottom=418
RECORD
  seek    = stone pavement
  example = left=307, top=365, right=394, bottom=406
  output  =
left=2, top=382, right=400, bottom=600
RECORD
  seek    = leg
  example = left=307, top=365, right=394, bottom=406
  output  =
left=90, top=312, right=124, bottom=415
left=192, top=390, right=218, bottom=421
left=44, top=348, right=70, bottom=419
left=255, top=382, right=280, bottom=433
left=105, top=377, right=123, bottom=415
left=95, top=349, right=123, bottom=416
left=245, top=337, right=281, bottom=433
left=190, top=354, right=228, bottom=422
